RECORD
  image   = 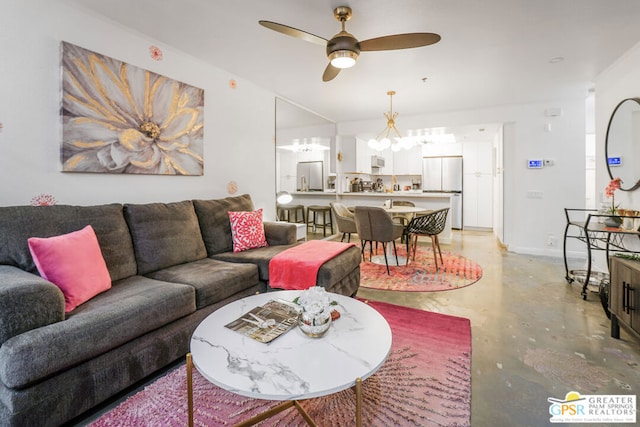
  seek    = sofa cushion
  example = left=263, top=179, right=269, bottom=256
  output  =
left=0, top=204, right=136, bottom=281
left=192, top=194, right=255, bottom=255
left=228, top=209, right=269, bottom=252
left=212, top=243, right=300, bottom=282
left=124, top=201, right=207, bottom=275
left=145, top=258, right=259, bottom=309
left=0, top=276, right=195, bottom=389
left=28, top=225, right=111, bottom=313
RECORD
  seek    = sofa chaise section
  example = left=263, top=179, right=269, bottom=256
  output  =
left=193, top=195, right=361, bottom=296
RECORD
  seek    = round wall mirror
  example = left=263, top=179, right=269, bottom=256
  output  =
left=605, top=97, right=640, bottom=191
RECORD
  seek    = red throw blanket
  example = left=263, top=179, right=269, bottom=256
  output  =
left=269, top=240, right=356, bottom=290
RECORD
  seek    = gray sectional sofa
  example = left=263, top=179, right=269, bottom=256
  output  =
left=0, top=194, right=360, bottom=426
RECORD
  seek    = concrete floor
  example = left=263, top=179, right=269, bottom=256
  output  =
left=353, top=229, right=640, bottom=426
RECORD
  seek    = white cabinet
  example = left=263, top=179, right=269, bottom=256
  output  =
left=393, top=145, right=422, bottom=174
left=340, top=136, right=375, bottom=174
left=462, top=141, right=493, bottom=229
left=342, top=136, right=416, bottom=175
left=356, top=139, right=373, bottom=173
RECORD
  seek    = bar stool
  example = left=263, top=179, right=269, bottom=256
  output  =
left=277, top=204, right=305, bottom=224
left=307, top=205, right=333, bottom=237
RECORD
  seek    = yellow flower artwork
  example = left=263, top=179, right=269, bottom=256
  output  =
left=61, top=42, right=204, bottom=175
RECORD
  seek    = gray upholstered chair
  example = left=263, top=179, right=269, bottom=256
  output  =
left=354, top=206, right=405, bottom=274
left=404, top=208, right=449, bottom=269
left=330, top=202, right=357, bottom=242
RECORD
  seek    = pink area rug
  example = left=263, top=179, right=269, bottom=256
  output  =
left=90, top=301, right=471, bottom=426
left=360, top=245, right=483, bottom=292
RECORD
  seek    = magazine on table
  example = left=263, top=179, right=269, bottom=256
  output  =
left=224, top=299, right=301, bottom=343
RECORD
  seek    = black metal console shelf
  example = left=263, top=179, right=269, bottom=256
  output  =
left=563, top=208, right=640, bottom=300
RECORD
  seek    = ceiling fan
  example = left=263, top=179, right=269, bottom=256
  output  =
left=259, top=6, right=441, bottom=82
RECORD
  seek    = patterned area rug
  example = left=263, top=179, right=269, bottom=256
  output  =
left=359, top=245, right=483, bottom=292
left=90, top=301, right=471, bottom=426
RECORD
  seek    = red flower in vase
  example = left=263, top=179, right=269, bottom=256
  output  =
left=605, top=177, right=622, bottom=214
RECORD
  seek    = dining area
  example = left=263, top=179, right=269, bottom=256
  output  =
left=330, top=201, right=450, bottom=274
left=276, top=189, right=454, bottom=275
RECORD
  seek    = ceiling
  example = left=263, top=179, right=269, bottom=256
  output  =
left=65, top=0, right=640, bottom=124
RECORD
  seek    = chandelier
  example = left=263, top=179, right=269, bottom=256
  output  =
left=368, top=91, right=412, bottom=152
left=277, top=138, right=331, bottom=152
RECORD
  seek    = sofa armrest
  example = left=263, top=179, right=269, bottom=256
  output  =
left=264, top=221, right=297, bottom=246
left=0, top=265, right=65, bottom=345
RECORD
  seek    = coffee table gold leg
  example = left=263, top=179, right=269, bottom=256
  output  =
left=294, top=400, right=317, bottom=426
left=233, top=401, right=294, bottom=427
left=187, top=353, right=194, bottom=427
left=355, top=377, right=362, bottom=427
left=232, top=400, right=319, bottom=427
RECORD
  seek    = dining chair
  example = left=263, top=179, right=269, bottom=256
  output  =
left=404, top=208, right=449, bottom=269
left=390, top=200, right=416, bottom=227
left=330, top=202, right=358, bottom=242
left=354, top=206, right=405, bottom=274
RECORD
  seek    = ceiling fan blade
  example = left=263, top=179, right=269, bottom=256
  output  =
left=322, top=63, right=341, bottom=82
left=360, top=33, right=441, bottom=51
left=259, top=20, right=327, bottom=46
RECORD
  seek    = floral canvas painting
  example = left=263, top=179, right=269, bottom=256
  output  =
left=61, top=42, right=204, bottom=175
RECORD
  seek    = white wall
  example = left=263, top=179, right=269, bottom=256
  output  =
left=338, top=97, right=587, bottom=256
left=595, top=40, right=640, bottom=211
left=591, top=40, right=640, bottom=271
left=0, top=1, right=278, bottom=218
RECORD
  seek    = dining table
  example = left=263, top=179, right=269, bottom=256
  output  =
left=383, top=205, right=432, bottom=215
left=366, top=205, right=432, bottom=266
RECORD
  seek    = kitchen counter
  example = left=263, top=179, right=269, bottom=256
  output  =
left=284, top=191, right=454, bottom=243
left=292, top=191, right=337, bottom=196
left=339, top=191, right=451, bottom=198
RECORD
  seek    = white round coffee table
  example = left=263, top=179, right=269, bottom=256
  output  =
left=189, top=290, right=392, bottom=426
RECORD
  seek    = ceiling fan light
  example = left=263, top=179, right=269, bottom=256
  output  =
left=329, top=50, right=358, bottom=68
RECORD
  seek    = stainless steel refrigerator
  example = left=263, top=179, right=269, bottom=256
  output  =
left=296, top=161, right=324, bottom=191
left=422, top=156, right=463, bottom=229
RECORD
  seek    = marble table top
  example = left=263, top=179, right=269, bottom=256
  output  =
left=190, top=290, right=392, bottom=401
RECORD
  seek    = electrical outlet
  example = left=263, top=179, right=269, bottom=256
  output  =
left=547, top=234, right=556, bottom=246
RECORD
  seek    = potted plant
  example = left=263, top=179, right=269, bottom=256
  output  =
left=604, top=177, right=623, bottom=227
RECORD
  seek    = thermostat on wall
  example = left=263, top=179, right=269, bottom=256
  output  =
left=528, top=159, right=544, bottom=169
left=608, top=157, right=622, bottom=166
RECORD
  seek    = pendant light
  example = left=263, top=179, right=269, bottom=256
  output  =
left=368, top=91, right=403, bottom=152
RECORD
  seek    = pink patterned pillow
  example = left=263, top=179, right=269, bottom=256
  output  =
left=228, top=209, right=269, bottom=253
left=28, top=225, right=111, bottom=313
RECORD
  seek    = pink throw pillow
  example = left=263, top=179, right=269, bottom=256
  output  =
left=228, top=209, right=269, bottom=253
left=28, top=225, right=111, bottom=313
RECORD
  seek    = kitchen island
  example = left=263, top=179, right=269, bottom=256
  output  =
left=287, top=191, right=454, bottom=243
